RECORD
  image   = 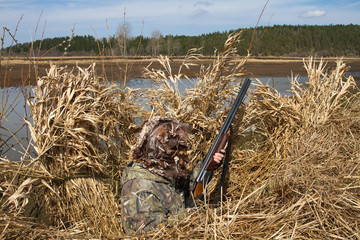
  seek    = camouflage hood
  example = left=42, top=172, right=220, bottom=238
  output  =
left=132, top=116, right=191, bottom=185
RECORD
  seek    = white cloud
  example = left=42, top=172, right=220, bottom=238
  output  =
left=300, top=10, right=326, bottom=18
left=191, top=8, right=210, bottom=18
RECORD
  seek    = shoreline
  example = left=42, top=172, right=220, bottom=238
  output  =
left=2, top=57, right=360, bottom=87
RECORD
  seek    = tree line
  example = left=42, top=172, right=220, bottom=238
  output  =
left=5, top=24, right=360, bottom=57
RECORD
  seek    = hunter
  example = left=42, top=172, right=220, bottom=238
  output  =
left=120, top=116, right=225, bottom=235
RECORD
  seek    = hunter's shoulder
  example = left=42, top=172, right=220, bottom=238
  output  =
left=121, top=162, right=168, bottom=184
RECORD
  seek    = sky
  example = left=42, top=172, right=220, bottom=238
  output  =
left=1, top=0, right=360, bottom=47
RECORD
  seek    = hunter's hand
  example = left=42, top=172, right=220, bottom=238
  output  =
left=213, top=149, right=226, bottom=164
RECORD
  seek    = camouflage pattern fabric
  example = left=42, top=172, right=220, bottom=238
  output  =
left=121, top=116, right=202, bottom=235
left=132, top=116, right=191, bottom=187
left=121, top=162, right=186, bottom=235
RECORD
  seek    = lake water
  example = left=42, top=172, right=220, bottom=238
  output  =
left=0, top=75, right=310, bottom=162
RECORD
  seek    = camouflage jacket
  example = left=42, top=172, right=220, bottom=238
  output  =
left=121, top=161, right=201, bottom=235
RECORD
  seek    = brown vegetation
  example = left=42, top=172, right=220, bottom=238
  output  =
left=1, top=30, right=360, bottom=239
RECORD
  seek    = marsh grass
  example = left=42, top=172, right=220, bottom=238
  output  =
left=1, top=28, right=360, bottom=239
left=1, top=25, right=30, bottom=161
left=142, top=30, right=248, bottom=171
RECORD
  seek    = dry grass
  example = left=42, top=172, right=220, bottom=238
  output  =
left=1, top=30, right=360, bottom=239
left=142, top=30, right=248, bottom=171
left=27, top=63, right=141, bottom=175
left=131, top=58, right=360, bottom=240
left=2, top=63, right=143, bottom=237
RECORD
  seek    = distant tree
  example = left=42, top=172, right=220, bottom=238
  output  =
left=150, top=30, right=163, bottom=56
left=165, top=35, right=173, bottom=55
left=116, top=8, right=132, bottom=56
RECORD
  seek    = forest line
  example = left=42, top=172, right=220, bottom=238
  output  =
left=4, top=24, right=360, bottom=58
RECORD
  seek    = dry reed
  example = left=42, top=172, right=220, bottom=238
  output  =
left=139, top=58, right=360, bottom=240
left=1, top=30, right=360, bottom=239
left=27, top=63, right=139, bottom=177
left=142, top=30, right=248, bottom=173
left=4, top=63, right=142, bottom=236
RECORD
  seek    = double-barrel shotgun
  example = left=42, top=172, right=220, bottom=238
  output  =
left=191, top=78, right=251, bottom=201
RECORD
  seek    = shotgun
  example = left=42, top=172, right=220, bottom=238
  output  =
left=192, top=78, right=251, bottom=200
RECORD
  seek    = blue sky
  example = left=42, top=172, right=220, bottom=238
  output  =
left=1, top=0, right=360, bottom=46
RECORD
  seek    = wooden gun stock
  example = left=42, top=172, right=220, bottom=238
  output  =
left=193, top=133, right=229, bottom=198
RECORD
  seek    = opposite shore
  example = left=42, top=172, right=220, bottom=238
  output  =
left=2, top=56, right=360, bottom=87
